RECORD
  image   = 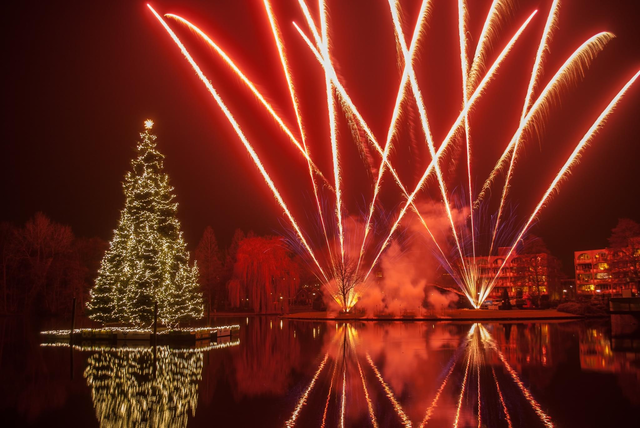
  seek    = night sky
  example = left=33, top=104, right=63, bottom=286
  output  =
left=2, top=0, right=639, bottom=274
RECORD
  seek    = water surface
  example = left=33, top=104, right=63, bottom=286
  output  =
left=1, top=317, right=638, bottom=427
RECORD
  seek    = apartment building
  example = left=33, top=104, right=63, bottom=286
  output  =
left=468, top=247, right=561, bottom=300
left=574, top=237, right=640, bottom=295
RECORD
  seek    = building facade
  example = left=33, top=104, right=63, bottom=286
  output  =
left=467, top=247, right=562, bottom=300
left=574, top=237, right=640, bottom=296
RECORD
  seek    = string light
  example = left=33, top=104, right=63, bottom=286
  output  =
left=86, top=120, right=203, bottom=327
left=40, top=324, right=240, bottom=337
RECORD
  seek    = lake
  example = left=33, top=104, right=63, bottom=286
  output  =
left=1, top=317, right=638, bottom=427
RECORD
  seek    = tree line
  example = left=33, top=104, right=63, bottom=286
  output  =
left=195, top=227, right=312, bottom=314
left=0, top=213, right=310, bottom=316
left=0, top=213, right=106, bottom=315
left=3, top=213, right=636, bottom=316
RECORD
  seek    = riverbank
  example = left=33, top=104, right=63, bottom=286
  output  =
left=283, top=309, right=585, bottom=321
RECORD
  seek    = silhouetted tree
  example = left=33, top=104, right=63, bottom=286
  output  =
left=0, top=216, right=107, bottom=315
left=608, top=218, right=640, bottom=249
left=13, top=213, right=76, bottom=313
left=608, top=218, right=640, bottom=291
left=333, top=257, right=363, bottom=312
left=74, top=237, right=109, bottom=315
left=195, top=226, right=223, bottom=312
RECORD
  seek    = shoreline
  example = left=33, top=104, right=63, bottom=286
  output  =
left=281, top=309, right=590, bottom=322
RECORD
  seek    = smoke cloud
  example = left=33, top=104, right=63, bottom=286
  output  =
left=352, top=200, right=465, bottom=316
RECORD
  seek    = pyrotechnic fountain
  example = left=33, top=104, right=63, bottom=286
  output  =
left=148, top=0, right=639, bottom=310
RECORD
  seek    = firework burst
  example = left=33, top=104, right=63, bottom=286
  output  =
left=148, top=1, right=638, bottom=310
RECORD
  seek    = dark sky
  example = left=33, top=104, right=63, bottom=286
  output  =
left=2, top=0, right=639, bottom=274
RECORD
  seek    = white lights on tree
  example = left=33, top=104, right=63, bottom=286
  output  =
left=87, top=120, right=203, bottom=327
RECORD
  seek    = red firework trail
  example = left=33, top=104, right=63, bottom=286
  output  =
left=148, top=1, right=638, bottom=311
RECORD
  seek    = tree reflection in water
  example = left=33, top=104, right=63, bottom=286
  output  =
left=83, top=341, right=238, bottom=428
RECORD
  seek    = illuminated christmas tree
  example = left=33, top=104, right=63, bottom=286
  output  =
left=87, top=120, right=203, bottom=327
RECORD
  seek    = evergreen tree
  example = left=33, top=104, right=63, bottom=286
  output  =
left=87, top=120, right=203, bottom=327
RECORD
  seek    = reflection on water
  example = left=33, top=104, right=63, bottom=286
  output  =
left=283, top=323, right=557, bottom=427
left=84, top=346, right=216, bottom=428
left=273, top=321, right=639, bottom=428
left=1, top=318, right=639, bottom=427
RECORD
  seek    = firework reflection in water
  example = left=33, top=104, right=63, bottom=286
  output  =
left=279, top=322, right=560, bottom=427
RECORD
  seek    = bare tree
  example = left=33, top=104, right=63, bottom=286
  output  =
left=608, top=218, right=640, bottom=248
left=332, top=257, right=363, bottom=312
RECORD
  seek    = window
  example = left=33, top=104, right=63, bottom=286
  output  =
left=595, top=272, right=609, bottom=280
left=577, top=264, right=592, bottom=272
left=578, top=253, right=590, bottom=261
left=597, top=262, right=609, bottom=270
left=597, top=252, right=608, bottom=261
left=494, top=258, right=504, bottom=266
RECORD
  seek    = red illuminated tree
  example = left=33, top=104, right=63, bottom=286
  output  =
left=228, top=236, right=300, bottom=313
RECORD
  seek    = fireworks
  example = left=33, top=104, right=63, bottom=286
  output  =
left=281, top=322, right=555, bottom=426
left=148, top=1, right=638, bottom=310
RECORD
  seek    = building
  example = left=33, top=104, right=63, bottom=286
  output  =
left=467, top=247, right=562, bottom=301
left=574, top=237, right=640, bottom=296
